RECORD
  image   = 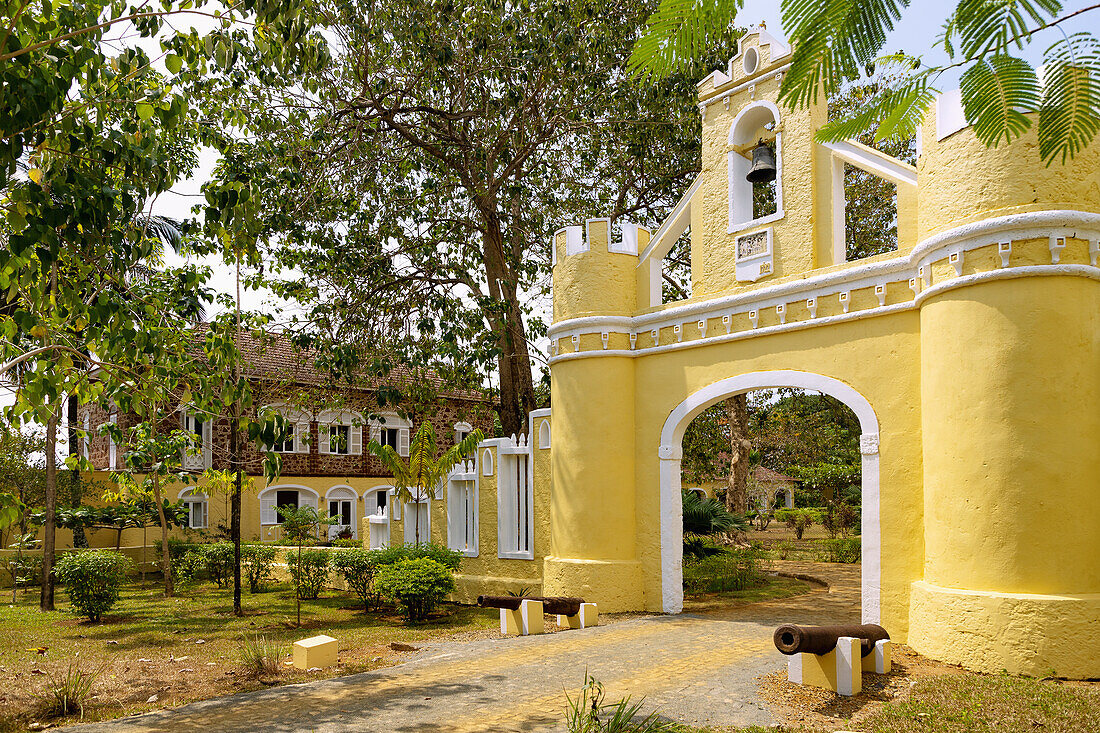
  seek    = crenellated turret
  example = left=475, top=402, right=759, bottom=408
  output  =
left=552, top=218, right=649, bottom=324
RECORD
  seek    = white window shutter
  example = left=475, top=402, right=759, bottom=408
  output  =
left=369, top=425, right=381, bottom=447
left=319, top=424, right=331, bottom=454
left=260, top=495, right=276, bottom=524
left=296, top=421, right=310, bottom=453
left=350, top=424, right=363, bottom=455
left=398, top=428, right=410, bottom=457
left=203, top=419, right=213, bottom=468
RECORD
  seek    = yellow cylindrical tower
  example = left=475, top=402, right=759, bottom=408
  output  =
left=911, top=116, right=1100, bottom=677
left=546, top=219, right=645, bottom=611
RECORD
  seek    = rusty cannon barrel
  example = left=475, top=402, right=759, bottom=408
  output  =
left=476, top=595, right=586, bottom=617
left=773, top=623, right=889, bottom=657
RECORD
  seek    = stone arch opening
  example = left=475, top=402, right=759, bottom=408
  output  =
left=658, top=370, right=880, bottom=620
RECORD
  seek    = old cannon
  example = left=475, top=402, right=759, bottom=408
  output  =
left=774, top=623, right=892, bottom=696
left=773, top=623, right=889, bottom=657
left=477, top=595, right=597, bottom=635
left=477, top=595, right=585, bottom=617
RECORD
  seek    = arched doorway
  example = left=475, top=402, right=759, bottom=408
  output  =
left=658, top=370, right=880, bottom=621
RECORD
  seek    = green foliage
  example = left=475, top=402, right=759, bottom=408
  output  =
left=331, top=538, right=362, bottom=548
left=179, top=543, right=235, bottom=588
left=331, top=548, right=381, bottom=610
left=375, top=557, right=456, bottom=622
left=285, top=549, right=331, bottom=600
left=369, top=541, right=464, bottom=572
left=821, top=537, right=861, bottom=563
left=242, top=544, right=278, bottom=593
left=35, top=661, right=104, bottom=719
left=238, top=635, right=285, bottom=679
left=775, top=508, right=819, bottom=539
left=630, top=1, right=1100, bottom=163
left=776, top=540, right=794, bottom=560
left=54, top=551, right=133, bottom=621
left=681, top=489, right=746, bottom=535
left=682, top=534, right=728, bottom=559
left=682, top=546, right=764, bottom=594
left=367, top=423, right=484, bottom=545
left=564, top=673, right=675, bottom=732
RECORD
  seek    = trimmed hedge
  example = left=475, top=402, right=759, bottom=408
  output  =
left=375, top=557, right=456, bottom=622
left=55, top=551, right=133, bottom=621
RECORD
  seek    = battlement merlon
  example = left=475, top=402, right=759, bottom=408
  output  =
left=551, top=218, right=650, bottom=323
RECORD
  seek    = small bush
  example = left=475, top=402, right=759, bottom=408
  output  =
left=242, top=544, right=278, bottom=593
left=286, top=548, right=331, bottom=599
left=375, top=557, right=455, bottom=622
left=776, top=508, right=819, bottom=540
left=54, top=551, right=133, bottom=621
left=331, top=538, right=362, bottom=548
left=682, top=546, right=764, bottom=594
left=239, top=635, right=285, bottom=678
left=331, top=548, right=380, bottom=610
left=776, top=540, right=794, bottom=560
left=822, top=537, right=861, bottom=563
left=176, top=542, right=234, bottom=587
left=36, top=661, right=103, bottom=719
left=371, top=542, right=462, bottom=572
left=682, top=534, right=728, bottom=559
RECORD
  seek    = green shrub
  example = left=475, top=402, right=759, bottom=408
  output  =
left=371, top=542, right=462, bottom=572
left=682, top=546, right=764, bottom=594
left=375, top=557, right=455, bottom=622
left=822, top=537, right=861, bottom=563
left=286, top=548, right=331, bottom=599
left=776, top=540, right=794, bottom=560
left=176, top=542, right=235, bottom=587
left=238, top=635, right=285, bottom=678
left=331, top=538, right=361, bottom=548
left=775, top=508, right=820, bottom=539
left=36, top=661, right=104, bottom=718
left=54, top=551, right=133, bottom=621
left=682, top=534, right=728, bottom=559
left=681, top=489, right=747, bottom=535
left=242, top=544, right=278, bottom=593
left=331, top=548, right=380, bottom=610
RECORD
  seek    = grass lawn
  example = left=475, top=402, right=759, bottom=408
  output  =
left=0, top=579, right=499, bottom=731
left=668, top=671, right=1100, bottom=732
left=682, top=575, right=811, bottom=613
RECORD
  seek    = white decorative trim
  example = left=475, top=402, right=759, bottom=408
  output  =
left=875, top=283, right=886, bottom=307
left=548, top=211, right=1100, bottom=363
left=657, top=371, right=881, bottom=621
left=860, top=433, right=880, bottom=455
left=914, top=264, right=1100, bottom=307
left=1050, top=235, right=1066, bottom=264
left=936, top=89, right=967, bottom=140
left=776, top=303, right=786, bottom=324
left=998, top=241, right=1012, bottom=268
left=807, top=298, right=817, bottom=318
left=823, top=140, right=918, bottom=188
left=600, top=332, right=609, bottom=350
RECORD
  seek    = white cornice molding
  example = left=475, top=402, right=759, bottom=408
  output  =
left=548, top=210, right=1100, bottom=356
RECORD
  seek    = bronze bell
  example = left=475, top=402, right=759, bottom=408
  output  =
left=746, top=139, right=777, bottom=183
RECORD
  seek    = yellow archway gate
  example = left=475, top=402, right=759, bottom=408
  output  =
left=545, top=28, right=1100, bottom=678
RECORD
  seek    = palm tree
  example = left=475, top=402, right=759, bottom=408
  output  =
left=367, top=421, right=484, bottom=545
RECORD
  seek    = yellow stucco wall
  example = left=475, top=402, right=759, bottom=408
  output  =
left=545, top=28, right=1100, bottom=678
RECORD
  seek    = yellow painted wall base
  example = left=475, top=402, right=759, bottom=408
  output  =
left=786, top=637, right=862, bottom=696
left=542, top=557, right=643, bottom=613
left=908, top=581, right=1100, bottom=678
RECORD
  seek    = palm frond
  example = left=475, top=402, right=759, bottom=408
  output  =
left=945, top=0, right=1061, bottom=59
left=780, top=0, right=910, bottom=107
left=629, top=0, right=742, bottom=81
left=1038, top=32, right=1100, bottom=164
left=815, top=72, right=936, bottom=144
left=960, top=53, right=1040, bottom=146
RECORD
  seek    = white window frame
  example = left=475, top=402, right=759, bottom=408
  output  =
left=368, top=413, right=411, bottom=458
left=365, top=486, right=392, bottom=549
left=259, top=485, right=319, bottom=526
left=403, top=490, right=431, bottom=546
left=82, top=411, right=91, bottom=459
left=318, top=409, right=363, bottom=456
left=496, top=440, right=534, bottom=560
left=179, top=488, right=209, bottom=529
left=264, top=404, right=310, bottom=454
left=108, top=408, right=118, bottom=469
left=446, top=462, right=479, bottom=557
left=180, top=408, right=212, bottom=471
left=325, top=485, right=358, bottom=540
left=453, top=421, right=473, bottom=446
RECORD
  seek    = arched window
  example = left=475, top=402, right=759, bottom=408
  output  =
left=326, top=485, right=358, bottom=540
left=728, top=101, right=784, bottom=233
left=482, top=448, right=494, bottom=476
left=538, top=420, right=550, bottom=449
left=318, top=409, right=363, bottom=456
left=259, top=485, right=319, bottom=525
left=179, top=488, right=208, bottom=529
left=180, top=408, right=212, bottom=470
left=368, top=413, right=411, bottom=457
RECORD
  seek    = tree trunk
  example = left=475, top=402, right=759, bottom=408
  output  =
left=152, top=472, right=174, bottom=597
left=230, top=417, right=243, bottom=617
left=481, top=220, right=536, bottom=437
left=724, top=395, right=752, bottom=516
left=40, top=405, right=57, bottom=611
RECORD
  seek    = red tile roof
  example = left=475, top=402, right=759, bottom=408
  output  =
left=753, top=465, right=799, bottom=483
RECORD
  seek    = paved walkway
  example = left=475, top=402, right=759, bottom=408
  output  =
left=63, top=562, right=861, bottom=733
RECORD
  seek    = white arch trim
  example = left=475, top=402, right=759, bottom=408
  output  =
left=177, top=487, right=207, bottom=500
left=325, top=484, right=358, bottom=501
left=259, top=484, right=320, bottom=502
left=658, top=370, right=881, bottom=624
